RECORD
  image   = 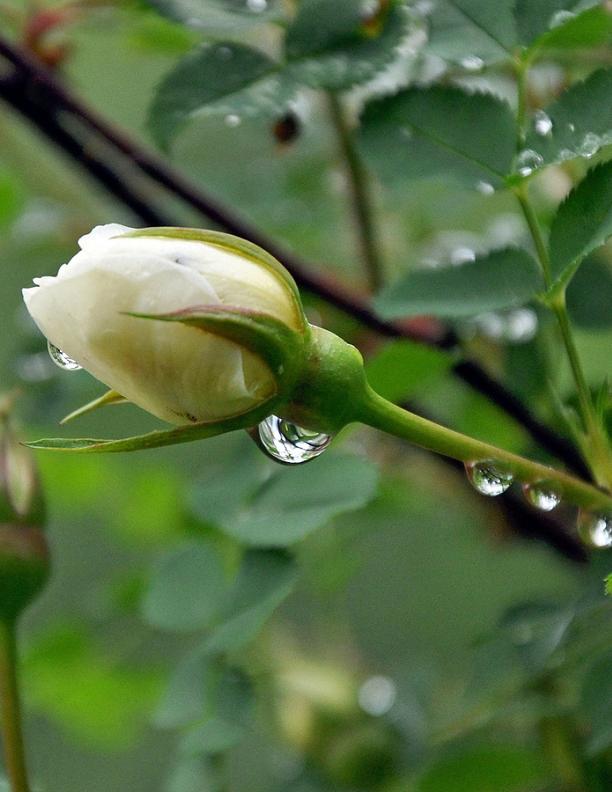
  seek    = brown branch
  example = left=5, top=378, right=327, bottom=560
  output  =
left=0, top=35, right=589, bottom=480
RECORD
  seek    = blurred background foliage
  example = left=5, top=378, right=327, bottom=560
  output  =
left=0, top=0, right=611, bottom=790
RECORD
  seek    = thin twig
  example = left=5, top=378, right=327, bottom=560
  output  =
left=0, top=619, right=30, bottom=792
left=0, top=35, right=589, bottom=479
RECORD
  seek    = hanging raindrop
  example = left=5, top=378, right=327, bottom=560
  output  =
left=465, top=460, right=514, bottom=496
left=257, top=415, right=331, bottom=464
left=522, top=482, right=561, bottom=511
left=577, top=510, right=612, bottom=548
left=47, top=341, right=82, bottom=371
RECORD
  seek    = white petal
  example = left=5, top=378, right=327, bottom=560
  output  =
left=78, top=223, right=135, bottom=251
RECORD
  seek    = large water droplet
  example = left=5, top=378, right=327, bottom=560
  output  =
left=476, top=180, right=495, bottom=196
left=533, top=110, right=553, bottom=137
left=577, top=510, right=612, bottom=548
left=523, top=481, right=561, bottom=511
left=258, top=415, right=331, bottom=464
left=516, top=149, right=544, bottom=177
left=460, top=55, right=484, bottom=72
left=549, top=9, right=576, bottom=28
left=465, top=460, right=514, bottom=496
left=47, top=341, right=82, bottom=371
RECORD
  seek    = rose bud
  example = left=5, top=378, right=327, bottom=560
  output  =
left=23, top=225, right=326, bottom=450
left=0, top=395, right=49, bottom=620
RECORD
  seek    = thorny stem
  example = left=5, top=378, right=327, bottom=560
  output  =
left=327, top=91, right=384, bottom=292
left=0, top=619, right=30, bottom=792
left=357, top=387, right=612, bottom=515
left=0, top=35, right=589, bottom=479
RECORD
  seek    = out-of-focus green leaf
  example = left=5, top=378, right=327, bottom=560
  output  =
left=416, top=745, right=547, bottom=792
left=605, top=573, right=612, bottom=595
left=374, top=248, right=541, bottom=320
left=426, top=2, right=507, bottom=64
left=526, top=5, right=612, bottom=57
left=514, top=0, right=584, bottom=44
left=24, top=625, right=161, bottom=749
left=147, top=42, right=294, bottom=150
left=582, top=650, right=612, bottom=754
left=284, top=0, right=409, bottom=90
left=365, top=341, right=452, bottom=402
left=499, top=601, right=574, bottom=671
left=155, top=649, right=214, bottom=729
left=567, top=252, right=612, bottom=329
left=219, top=453, right=379, bottom=546
left=180, top=718, right=244, bottom=755
left=523, top=69, right=612, bottom=170
left=548, top=161, right=612, bottom=285
left=145, top=0, right=281, bottom=30
left=444, top=0, right=517, bottom=52
left=359, top=87, right=516, bottom=188
left=205, top=549, right=297, bottom=652
left=165, top=755, right=220, bottom=792
left=142, top=541, right=228, bottom=632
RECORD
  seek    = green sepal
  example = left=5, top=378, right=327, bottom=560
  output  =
left=60, top=389, right=128, bottom=425
left=24, top=398, right=279, bottom=454
left=117, top=227, right=307, bottom=332
left=125, top=305, right=306, bottom=395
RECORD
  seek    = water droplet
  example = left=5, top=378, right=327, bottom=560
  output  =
left=47, top=341, right=82, bottom=371
left=246, top=0, right=267, bottom=11
left=399, top=126, right=413, bottom=141
left=224, top=114, right=241, bottom=128
left=358, top=676, right=397, bottom=716
left=523, top=482, right=561, bottom=511
left=450, top=246, right=476, bottom=266
left=567, top=122, right=576, bottom=133
left=465, top=460, right=514, bottom=496
left=258, top=415, right=331, bottom=464
left=534, top=110, right=553, bottom=137
left=460, top=55, right=484, bottom=72
left=516, top=149, right=544, bottom=177
left=578, top=132, right=600, bottom=159
left=549, top=9, right=576, bottom=29
left=476, top=180, right=495, bottom=195
left=577, top=511, right=612, bottom=548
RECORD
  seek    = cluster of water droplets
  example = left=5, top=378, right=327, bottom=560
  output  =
left=47, top=341, right=82, bottom=371
left=516, top=149, right=544, bottom=177
left=257, top=415, right=331, bottom=464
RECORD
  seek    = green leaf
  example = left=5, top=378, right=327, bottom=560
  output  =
left=581, top=650, right=612, bottom=754
left=145, top=0, right=282, bottom=31
left=180, top=718, right=244, bottom=755
left=284, top=0, right=409, bottom=90
left=155, top=649, right=215, bottom=729
left=142, top=541, right=228, bottom=632
left=548, top=161, right=612, bottom=285
left=373, top=248, right=541, bottom=320
left=426, top=2, right=507, bottom=65
left=204, top=549, right=297, bottom=652
left=605, top=573, right=612, bottom=596
left=416, top=745, right=547, bottom=792
left=526, top=4, right=612, bottom=58
left=60, top=389, right=128, bottom=425
left=359, top=86, right=516, bottom=188
left=567, top=252, right=612, bottom=329
left=499, top=601, right=573, bottom=671
left=147, top=42, right=294, bottom=150
left=514, top=0, right=584, bottom=44
left=523, top=68, right=612, bottom=169
left=444, top=0, right=517, bottom=52
left=365, top=341, right=452, bottom=403
left=219, top=453, right=379, bottom=546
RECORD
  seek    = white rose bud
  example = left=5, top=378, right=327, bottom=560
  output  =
left=23, top=225, right=308, bottom=427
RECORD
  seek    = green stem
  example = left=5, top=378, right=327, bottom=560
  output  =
left=327, top=91, right=384, bottom=292
left=0, top=619, right=31, bottom=792
left=515, top=186, right=611, bottom=486
left=355, top=386, right=612, bottom=514
left=515, top=57, right=529, bottom=149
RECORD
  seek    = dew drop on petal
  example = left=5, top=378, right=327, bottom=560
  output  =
left=533, top=110, right=553, bottom=137
left=465, top=460, right=514, bottom=496
left=522, top=481, right=561, bottom=511
left=47, top=340, right=82, bottom=371
left=258, top=415, right=331, bottom=464
left=577, top=510, right=612, bottom=548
